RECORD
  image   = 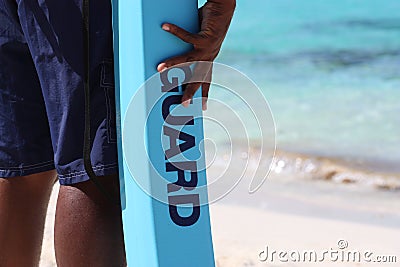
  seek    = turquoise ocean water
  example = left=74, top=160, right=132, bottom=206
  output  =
left=214, top=0, right=400, bottom=172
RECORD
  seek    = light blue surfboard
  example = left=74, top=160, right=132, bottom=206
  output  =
left=112, top=1, right=215, bottom=266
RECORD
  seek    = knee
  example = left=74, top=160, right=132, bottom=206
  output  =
left=58, top=174, right=121, bottom=209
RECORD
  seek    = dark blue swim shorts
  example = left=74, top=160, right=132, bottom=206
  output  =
left=0, top=0, right=118, bottom=184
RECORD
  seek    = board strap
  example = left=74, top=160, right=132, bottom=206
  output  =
left=82, top=0, right=119, bottom=205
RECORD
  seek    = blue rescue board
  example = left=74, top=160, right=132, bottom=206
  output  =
left=112, top=1, right=215, bottom=266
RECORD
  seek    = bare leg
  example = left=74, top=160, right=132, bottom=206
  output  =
left=54, top=175, right=126, bottom=267
left=0, top=170, right=57, bottom=267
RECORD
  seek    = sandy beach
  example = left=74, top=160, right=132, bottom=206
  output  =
left=39, top=150, right=400, bottom=266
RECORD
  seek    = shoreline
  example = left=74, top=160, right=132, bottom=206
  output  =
left=207, top=143, right=400, bottom=192
left=276, top=146, right=400, bottom=175
left=271, top=149, right=400, bottom=191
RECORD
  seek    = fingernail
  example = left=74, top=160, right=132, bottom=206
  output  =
left=202, top=103, right=208, bottom=111
left=182, top=100, right=190, bottom=107
left=162, top=24, right=170, bottom=31
left=157, top=63, right=167, bottom=72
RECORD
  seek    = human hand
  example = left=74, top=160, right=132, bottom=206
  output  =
left=157, top=0, right=236, bottom=110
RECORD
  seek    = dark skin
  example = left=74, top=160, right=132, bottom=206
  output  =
left=54, top=175, right=126, bottom=267
left=158, top=0, right=236, bottom=110
left=0, top=1, right=235, bottom=266
left=0, top=173, right=126, bottom=267
left=0, top=171, right=57, bottom=266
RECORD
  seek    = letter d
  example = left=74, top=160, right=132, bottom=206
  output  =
left=259, top=246, right=269, bottom=262
left=168, top=194, right=200, bottom=227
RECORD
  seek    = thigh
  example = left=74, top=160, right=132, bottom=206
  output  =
left=0, top=0, right=54, bottom=177
left=16, top=0, right=118, bottom=185
left=0, top=170, right=57, bottom=266
left=55, top=175, right=125, bottom=267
